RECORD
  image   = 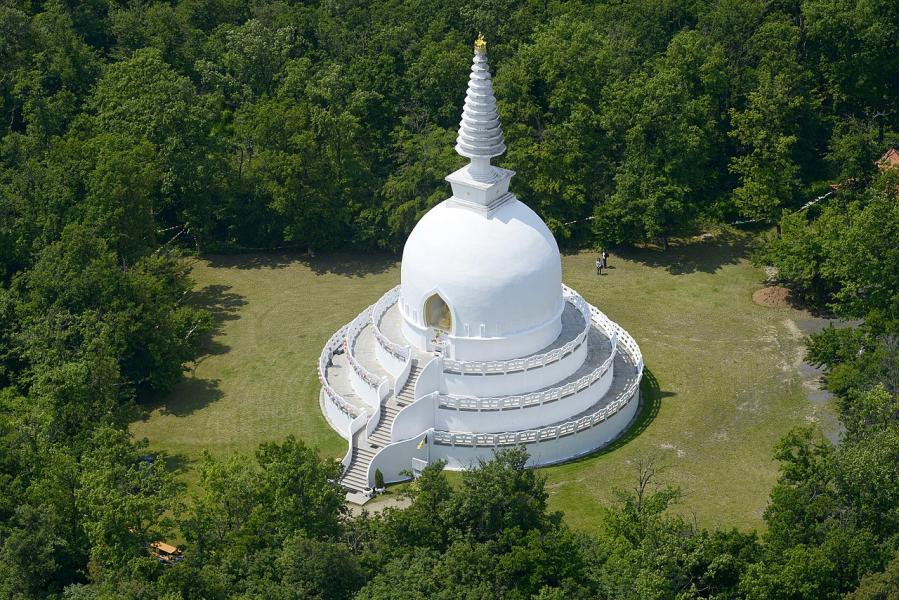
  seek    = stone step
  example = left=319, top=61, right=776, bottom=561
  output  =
left=342, top=478, right=368, bottom=491
left=344, top=466, right=368, bottom=477
left=394, top=367, right=421, bottom=406
left=341, top=361, right=427, bottom=491
left=344, top=469, right=368, bottom=479
left=343, top=469, right=368, bottom=481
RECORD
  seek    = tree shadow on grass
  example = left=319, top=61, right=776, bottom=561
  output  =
left=204, top=253, right=295, bottom=270
left=203, top=251, right=399, bottom=277
left=554, top=367, right=673, bottom=466
left=303, top=252, right=398, bottom=278
left=616, top=232, right=749, bottom=275
left=135, top=285, right=239, bottom=418
left=139, top=377, right=224, bottom=420
left=160, top=452, right=193, bottom=476
left=190, top=284, right=247, bottom=357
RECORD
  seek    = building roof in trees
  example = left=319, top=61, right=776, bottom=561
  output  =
left=876, top=148, right=899, bottom=171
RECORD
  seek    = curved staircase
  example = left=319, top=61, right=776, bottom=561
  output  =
left=339, top=362, right=422, bottom=491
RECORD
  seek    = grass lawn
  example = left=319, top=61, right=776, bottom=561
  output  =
left=130, top=234, right=833, bottom=532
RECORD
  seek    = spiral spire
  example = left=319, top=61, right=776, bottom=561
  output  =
left=456, top=35, right=505, bottom=182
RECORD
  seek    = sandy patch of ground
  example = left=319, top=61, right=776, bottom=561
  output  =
left=347, top=493, right=411, bottom=517
left=752, top=286, right=793, bottom=308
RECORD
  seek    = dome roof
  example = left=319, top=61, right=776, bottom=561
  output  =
left=400, top=198, right=562, bottom=350
left=397, top=38, right=563, bottom=362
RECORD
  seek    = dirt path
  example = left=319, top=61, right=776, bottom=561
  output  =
left=347, top=493, right=412, bottom=516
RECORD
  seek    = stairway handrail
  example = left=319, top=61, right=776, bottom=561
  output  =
left=346, top=306, right=388, bottom=390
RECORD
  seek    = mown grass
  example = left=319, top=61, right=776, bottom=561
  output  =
left=131, top=235, right=832, bottom=531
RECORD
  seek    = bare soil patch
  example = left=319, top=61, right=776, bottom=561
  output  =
left=753, top=286, right=793, bottom=309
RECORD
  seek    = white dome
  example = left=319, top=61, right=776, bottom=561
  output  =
left=400, top=198, right=563, bottom=361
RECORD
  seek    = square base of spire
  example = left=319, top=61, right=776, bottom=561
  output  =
left=447, top=191, right=516, bottom=215
left=445, top=165, right=515, bottom=210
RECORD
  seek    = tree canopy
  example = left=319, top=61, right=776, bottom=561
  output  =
left=0, top=0, right=897, bottom=598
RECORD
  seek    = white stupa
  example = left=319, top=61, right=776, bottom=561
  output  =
left=319, top=36, right=643, bottom=495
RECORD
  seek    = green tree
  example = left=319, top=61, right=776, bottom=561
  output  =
left=729, top=68, right=805, bottom=224
left=729, top=18, right=813, bottom=225
left=597, top=30, right=726, bottom=249
left=847, top=553, right=899, bottom=600
left=87, top=47, right=217, bottom=241
left=827, top=116, right=893, bottom=182
left=270, top=534, right=364, bottom=600
left=496, top=15, right=610, bottom=244
left=447, top=447, right=555, bottom=541
left=254, top=435, right=346, bottom=540
left=76, top=426, right=180, bottom=583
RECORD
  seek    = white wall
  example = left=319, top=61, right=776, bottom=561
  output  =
left=349, top=366, right=383, bottom=409
left=442, top=341, right=588, bottom=397
left=394, top=356, right=413, bottom=392
left=374, top=339, right=408, bottom=380
left=363, top=380, right=391, bottom=438
left=400, top=318, right=429, bottom=355
left=321, top=389, right=356, bottom=441
left=435, top=363, right=614, bottom=433
left=414, top=357, right=444, bottom=398
left=342, top=413, right=370, bottom=470
left=367, top=432, right=430, bottom=486
left=392, top=393, right=438, bottom=442
left=399, top=295, right=564, bottom=362
left=446, top=315, right=562, bottom=362
left=431, top=385, right=639, bottom=470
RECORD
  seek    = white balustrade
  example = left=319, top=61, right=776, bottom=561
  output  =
left=328, top=285, right=646, bottom=453
left=430, top=290, right=644, bottom=448
left=345, top=306, right=387, bottom=390
left=438, top=341, right=615, bottom=411
left=318, top=326, right=360, bottom=418
left=320, top=294, right=411, bottom=420
left=370, top=286, right=412, bottom=361
left=442, top=286, right=592, bottom=375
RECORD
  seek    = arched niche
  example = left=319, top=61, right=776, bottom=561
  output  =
left=424, top=293, right=453, bottom=332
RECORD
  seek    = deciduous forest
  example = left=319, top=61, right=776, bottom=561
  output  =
left=0, top=0, right=897, bottom=598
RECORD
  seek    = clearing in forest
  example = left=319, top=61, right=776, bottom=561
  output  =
left=130, top=234, right=834, bottom=532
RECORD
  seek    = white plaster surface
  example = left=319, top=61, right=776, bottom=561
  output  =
left=400, top=199, right=563, bottom=361
left=319, top=42, right=644, bottom=494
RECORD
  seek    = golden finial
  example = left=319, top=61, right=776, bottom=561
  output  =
left=474, top=33, right=487, bottom=54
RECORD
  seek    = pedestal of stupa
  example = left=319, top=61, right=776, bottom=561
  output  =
left=318, top=36, right=644, bottom=495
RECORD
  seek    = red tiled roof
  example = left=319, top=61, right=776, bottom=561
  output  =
left=877, top=148, right=899, bottom=170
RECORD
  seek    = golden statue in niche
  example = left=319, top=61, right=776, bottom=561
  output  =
left=425, top=293, right=452, bottom=331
